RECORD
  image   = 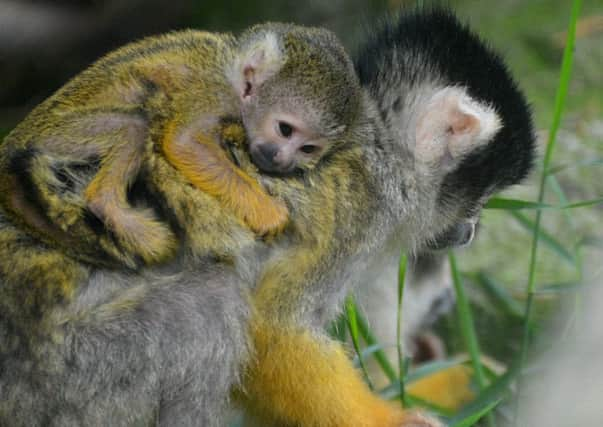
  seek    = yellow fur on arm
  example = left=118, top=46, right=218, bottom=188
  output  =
left=244, top=320, right=418, bottom=427
left=161, top=122, right=289, bottom=236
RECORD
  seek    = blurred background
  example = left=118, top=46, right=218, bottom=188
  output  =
left=1, top=0, right=602, bottom=425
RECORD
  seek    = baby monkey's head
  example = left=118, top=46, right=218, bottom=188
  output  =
left=228, top=23, right=362, bottom=174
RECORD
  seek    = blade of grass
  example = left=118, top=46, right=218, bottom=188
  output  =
left=534, top=281, right=581, bottom=294
left=547, top=158, right=603, bottom=175
left=449, top=399, right=502, bottom=427
left=449, top=251, right=494, bottom=427
left=509, top=211, right=575, bottom=265
left=451, top=356, right=521, bottom=425
left=562, top=197, right=603, bottom=209
left=404, top=359, right=467, bottom=385
left=380, top=383, right=455, bottom=418
left=356, top=344, right=386, bottom=363
left=327, top=313, right=349, bottom=342
left=354, top=309, right=398, bottom=382
left=397, top=251, right=409, bottom=407
left=580, top=235, right=603, bottom=249
left=379, top=358, right=468, bottom=401
left=547, top=175, right=574, bottom=228
left=345, top=295, right=373, bottom=390
left=404, top=394, right=454, bottom=418
left=485, top=195, right=602, bottom=211
left=547, top=175, right=585, bottom=290
left=514, top=0, right=582, bottom=424
left=473, top=272, right=524, bottom=320
left=484, top=198, right=553, bottom=210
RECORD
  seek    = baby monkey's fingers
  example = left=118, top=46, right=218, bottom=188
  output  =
left=241, top=192, right=289, bottom=238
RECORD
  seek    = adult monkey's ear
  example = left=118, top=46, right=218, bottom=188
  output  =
left=228, top=31, right=286, bottom=101
left=415, top=87, right=502, bottom=172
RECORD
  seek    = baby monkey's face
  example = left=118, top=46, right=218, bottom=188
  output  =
left=244, top=105, right=334, bottom=174
left=231, top=24, right=359, bottom=175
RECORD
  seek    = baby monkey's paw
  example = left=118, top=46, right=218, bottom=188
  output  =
left=243, top=194, right=289, bottom=238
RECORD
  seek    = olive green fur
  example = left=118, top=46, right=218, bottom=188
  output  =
left=0, top=24, right=359, bottom=319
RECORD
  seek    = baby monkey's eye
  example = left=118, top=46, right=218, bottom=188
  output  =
left=278, top=121, right=294, bottom=138
left=300, top=145, right=318, bottom=154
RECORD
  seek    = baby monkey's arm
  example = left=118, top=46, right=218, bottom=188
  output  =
left=161, top=120, right=289, bottom=237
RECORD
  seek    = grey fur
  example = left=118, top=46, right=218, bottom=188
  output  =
left=0, top=235, right=251, bottom=426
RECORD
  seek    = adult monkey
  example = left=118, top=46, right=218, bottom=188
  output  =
left=237, top=9, right=535, bottom=426
left=0, top=9, right=534, bottom=427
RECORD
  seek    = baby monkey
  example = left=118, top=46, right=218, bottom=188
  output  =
left=0, top=23, right=360, bottom=267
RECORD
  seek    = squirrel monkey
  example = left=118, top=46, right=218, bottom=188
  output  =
left=0, top=10, right=535, bottom=427
left=0, top=23, right=360, bottom=268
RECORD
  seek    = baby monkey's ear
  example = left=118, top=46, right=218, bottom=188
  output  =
left=228, top=31, right=286, bottom=101
left=415, top=87, right=501, bottom=172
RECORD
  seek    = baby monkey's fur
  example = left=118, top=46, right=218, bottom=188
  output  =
left=0, top=23, right=360, bottom=269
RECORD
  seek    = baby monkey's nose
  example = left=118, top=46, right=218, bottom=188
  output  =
left=250, top=142, right=280, bottom=172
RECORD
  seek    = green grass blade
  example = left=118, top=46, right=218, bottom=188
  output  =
left=484, top=196, right=602, bottom=211
left=449, top=251, right=494, bottom=427
left=356, top=344, right=386, bottom=362
left=474, top=272, right=524, bottom=320
left=509, top=211, right=575, bottom=265
left=534, top=281, right=580, bottom=294
left=404, top=359, right=466, bottom=384
left=405, top=394, right=454, bottom=418
left=397, top=252, right=409, bottom=406
left=452, top=356, right=521, bottom=425
left=580, top=236, right=603, bottom=249
left=354, top=309, right=398, bottom=382
left=327, top=313, right=349, bottom=342
left=345, top=295, right=373, bottom=390
left=484, top=198, right=553, bottom=210
left=449, top=399, right=502, bottom=427
left=380, top=383, right=455, bottom=417
left=547, top=158, right=603, bottom=175
left=547, top=175, right=574, bottom=227
left=515, top=0, right=583, bottom=424
left=562, top=198, right=603, bottom=210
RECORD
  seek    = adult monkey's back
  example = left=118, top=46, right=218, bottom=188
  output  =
left=0, top=9, right=535, bottom=427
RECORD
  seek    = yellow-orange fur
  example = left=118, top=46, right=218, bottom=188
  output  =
left=245, top=319, right=433, bottom=427
left=162, top=121, right=288, bottom=236
left=407, top=365, right=475, bottom=411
